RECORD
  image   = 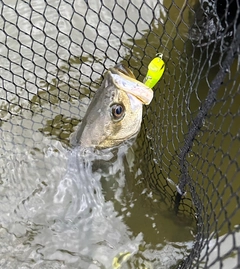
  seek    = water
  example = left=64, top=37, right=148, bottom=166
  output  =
left=0, top=0, right=239, bottom=268
left=0, top=0, right=196, bottom=266
left=0, top=134, right=194, bottom=268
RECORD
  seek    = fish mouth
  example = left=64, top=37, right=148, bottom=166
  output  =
left=108, top=67, right=154, bottom=105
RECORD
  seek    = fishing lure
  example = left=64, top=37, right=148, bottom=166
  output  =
left=143, top=53, right=165, bottom=89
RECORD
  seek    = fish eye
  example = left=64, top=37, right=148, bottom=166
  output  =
left=111, top=103, right=125, bottom=120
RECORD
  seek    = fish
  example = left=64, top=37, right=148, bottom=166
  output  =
left=71, top=64, right=153, bottom=149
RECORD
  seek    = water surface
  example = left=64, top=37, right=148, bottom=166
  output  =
left=1, top=0, right=239, bottom=268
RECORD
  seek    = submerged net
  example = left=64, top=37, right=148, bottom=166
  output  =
left=0, top=0, right=239, bottom=268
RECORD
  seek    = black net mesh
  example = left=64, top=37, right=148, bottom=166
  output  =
left=0, top=0, right=240, bottom=268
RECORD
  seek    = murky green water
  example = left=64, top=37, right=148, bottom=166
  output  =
left=0, top=0, right=239, bottom=268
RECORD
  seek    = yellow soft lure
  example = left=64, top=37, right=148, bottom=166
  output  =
left=143, top=53, right=165, bottom=89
